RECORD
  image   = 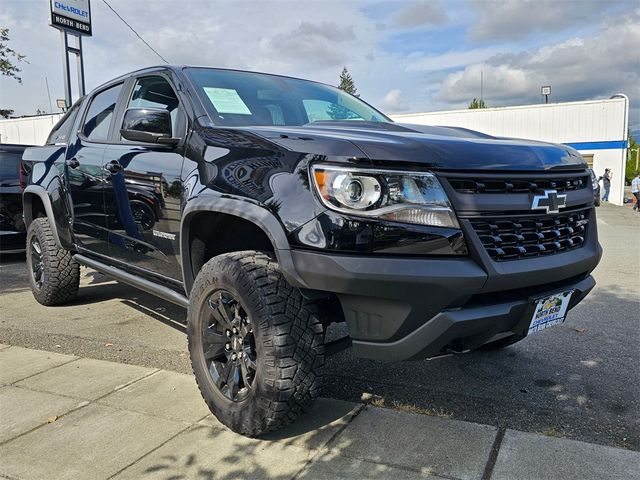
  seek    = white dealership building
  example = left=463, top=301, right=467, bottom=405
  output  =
left=0, top=95, right=630, bottom=205
left=0, top=114, right=63, bottom=146
left=392, top=95, right=630, bottom=205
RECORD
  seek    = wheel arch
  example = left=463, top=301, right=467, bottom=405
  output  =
left=181, top=197, right=308, bottom=295
left=22, top=186, right=64, bottom=249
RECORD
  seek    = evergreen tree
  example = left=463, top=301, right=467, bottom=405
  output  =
left=328, top=67, right=360, bottom=120
left=337, top=67, right=358, bottom=97
left=468, top=98, right=487, bottom=109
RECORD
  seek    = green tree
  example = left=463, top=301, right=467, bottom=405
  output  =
left=468, top=98, right=487, bottom=109
left=626, top=130, right=638, bottom=183
left=0, top=28, right=26, bottom=118
left=337, top=67, right=358, bottom=97
left=328, top=67, right=359, bottom=120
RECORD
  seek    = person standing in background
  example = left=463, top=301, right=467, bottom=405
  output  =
left=599, top=169, right=612, bottom=202
left=632, top=171, right=640, bottom=212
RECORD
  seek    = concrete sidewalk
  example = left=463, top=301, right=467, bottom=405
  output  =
left=1, top=345, right=638, bottom=480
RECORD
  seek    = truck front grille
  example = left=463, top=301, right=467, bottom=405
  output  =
left=469, top=209, right=589, bottom=261
left=448, top=174, right=589, bottom=194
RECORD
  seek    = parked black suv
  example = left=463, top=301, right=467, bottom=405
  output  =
left=1, top=144, right=31, bottom=253
left=22, top=66, right=601, bottom=436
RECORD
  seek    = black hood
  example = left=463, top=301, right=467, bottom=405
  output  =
left=247, top=121, right=586, bottom=171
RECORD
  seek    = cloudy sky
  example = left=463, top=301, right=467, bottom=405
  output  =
left=1, top=0, right=639, bottom=131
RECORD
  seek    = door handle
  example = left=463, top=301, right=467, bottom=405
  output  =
left=65, top=157, right=80, bottom=169
left=104, top=160, right=122, bottom=173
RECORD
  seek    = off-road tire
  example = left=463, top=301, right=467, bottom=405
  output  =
left=188, top=251, right=324, bottom=436
left=26, top=217, right=80, bottom=306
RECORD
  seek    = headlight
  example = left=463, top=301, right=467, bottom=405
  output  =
left=311, top=164, right=459, bottom=228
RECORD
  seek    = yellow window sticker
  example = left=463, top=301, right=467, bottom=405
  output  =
left=203, top=87, right=251, bottom=115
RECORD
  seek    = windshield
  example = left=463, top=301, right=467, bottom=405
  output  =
left=185, top=68, right=390, bottom=127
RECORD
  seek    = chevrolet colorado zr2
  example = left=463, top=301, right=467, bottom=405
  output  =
left=21, top=66, right=601, bottom=436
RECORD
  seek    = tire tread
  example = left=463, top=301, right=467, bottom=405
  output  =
left=188, top=250, right=324, bottom=436
left=27, top=218, right=79, bottom=306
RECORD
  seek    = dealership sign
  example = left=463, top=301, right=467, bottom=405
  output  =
left=50, top=0, right=92, bottom=36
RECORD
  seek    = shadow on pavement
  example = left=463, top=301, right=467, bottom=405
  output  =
left=122, top=401, right=360, bottom=479
left=323, top=284, right=640, bottom=451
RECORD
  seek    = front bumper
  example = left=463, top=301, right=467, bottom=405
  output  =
left=291, top=228, right=600, bottom=360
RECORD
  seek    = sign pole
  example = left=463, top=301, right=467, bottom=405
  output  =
left=61, top=30, right=73, bottom=108
left=50, top=0, right=92, bottom=107
left=77, top=35, right=85, bottom=96
left=541, top=86, right=551, bottom=105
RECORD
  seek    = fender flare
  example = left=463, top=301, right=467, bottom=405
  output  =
left=22, top=185, right=63, bottom=249
left=180, top=197, right=309, bottom=295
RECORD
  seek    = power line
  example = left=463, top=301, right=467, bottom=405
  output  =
left=101, top=0, right=169, bottom=64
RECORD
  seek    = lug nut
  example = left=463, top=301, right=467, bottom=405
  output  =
left=231, top=353, right=237, bottom=361
left=225, top=343, right=231, bottom=351
left=225, top=330, right=231, bottom=337
left=238, top=352, right=243, bottom=358
left=232, top=326, right=239, bottom=335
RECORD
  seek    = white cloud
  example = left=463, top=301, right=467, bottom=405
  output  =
left=0, top=0, right=637, bottom=130
left=438, top=11, right=640, bottom=118
left=406, top=47, right=501, bottom=72
left=380, top=88, right=410, bottom=112
left=392, top=1, right=447, bottom=28
left=438, top=64, right=529, bottom=103
left=0, top=0, right=382, bottom=115
left=269, top=22, right=357, bottom=68
left=469, top=0, right=636, bottom=41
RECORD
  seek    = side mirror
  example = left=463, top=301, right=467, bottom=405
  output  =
left=120, top=108, right=180, bottom=145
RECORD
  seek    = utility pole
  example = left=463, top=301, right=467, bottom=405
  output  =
left=45, top=77, right=53, bottom=114
left=480, top=69, right=484, bottom=105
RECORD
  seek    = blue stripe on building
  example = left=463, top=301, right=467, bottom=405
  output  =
left=564, top=140, right=628, bottom=150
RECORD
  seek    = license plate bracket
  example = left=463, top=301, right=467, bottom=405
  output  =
left=528, top=290, right=574, bottom=334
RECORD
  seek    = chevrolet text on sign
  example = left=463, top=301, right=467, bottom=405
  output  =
left=50, top=0, right=92, bottom=36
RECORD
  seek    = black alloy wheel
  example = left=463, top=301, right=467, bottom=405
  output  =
left=130, top=201, right=155, bottom=230
left=29, top=237, right=45, bottom=289
left=202, top=290, right=257, bottom=402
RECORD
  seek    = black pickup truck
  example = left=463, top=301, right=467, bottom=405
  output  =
left=22, top=66, right=601, bottom=436
left=1, top=144, right=31, bottom=253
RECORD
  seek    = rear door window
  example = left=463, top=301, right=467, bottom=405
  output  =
left=82, top=83, right=123, bottom=141
left=46, top=100, right=81, bottom=145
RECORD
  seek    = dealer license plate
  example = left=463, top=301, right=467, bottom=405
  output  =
left=528, top=291, right=574, bottom=334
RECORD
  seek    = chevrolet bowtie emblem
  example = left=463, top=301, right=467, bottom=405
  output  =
left=531, top=189, right=567, bottom=214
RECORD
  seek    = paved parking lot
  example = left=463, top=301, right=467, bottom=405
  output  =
left=1, top=204, right=638, bottom=451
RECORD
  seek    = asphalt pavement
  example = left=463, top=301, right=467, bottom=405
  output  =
left=1, top=203, right=638, bottom=451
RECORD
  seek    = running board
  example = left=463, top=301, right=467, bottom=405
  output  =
left=73, top=254, right=189, bottom=308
